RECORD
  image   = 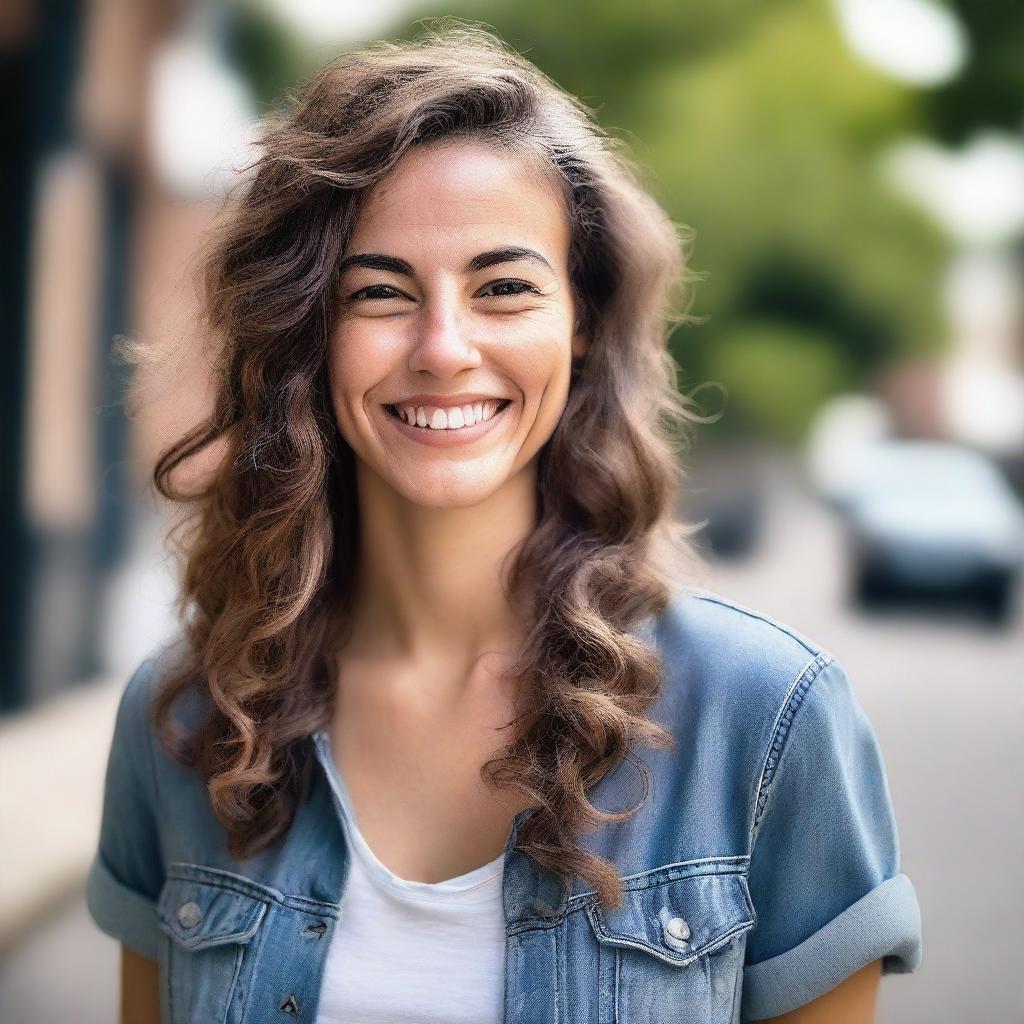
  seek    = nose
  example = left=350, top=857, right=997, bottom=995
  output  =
left=407, top=292, right=482, bottom=378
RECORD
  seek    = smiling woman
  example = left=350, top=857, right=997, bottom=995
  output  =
left=86, top=20, right=921, bottom=1024
left=329, top=139, right=585, bottom=503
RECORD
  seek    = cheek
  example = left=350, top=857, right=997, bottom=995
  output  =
left=511, top=329, right=574, bottom=412
left=328, top=321, right=389, bottom=414
left=500, top=330, right=574, bottom=456
left=497, top=308, right=574, bottom=385
left=325, top=339, right=374, bottom=455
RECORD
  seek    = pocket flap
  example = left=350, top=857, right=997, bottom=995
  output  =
left=585, top=869, right=754, bottom=968
left=157, top=865, right=269, bottom=952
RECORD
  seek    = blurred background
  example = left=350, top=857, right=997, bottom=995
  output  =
left=1, top=0, right=1022, bottom=1020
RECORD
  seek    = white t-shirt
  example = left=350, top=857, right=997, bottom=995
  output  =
left=315, top=739, right=507, bottom=1024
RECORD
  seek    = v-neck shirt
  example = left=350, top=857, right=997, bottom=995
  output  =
left=313, top=729, right=507, bottom=1023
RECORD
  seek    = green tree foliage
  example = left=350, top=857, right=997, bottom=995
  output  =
left=926, top=0, right=1024, bottom=143
left=395, top=1, right=947, bottom=439
left=234, top=0, right=954, bottom=442
left=705, top=321, right=853, bottom=443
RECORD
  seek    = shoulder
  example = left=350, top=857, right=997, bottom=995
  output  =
left=111, top=636, right=233, bottom=851
left=118, top=634, right=208, bottom=736
left=652, top=584, right=835, bottom=715
left=647, top=586, right=855, bottom=822
left=656, top=585, right=827, bottom=655
left=110, top=634, right=212, bottom=808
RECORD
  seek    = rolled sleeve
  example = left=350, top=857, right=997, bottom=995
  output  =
left=741, top=657, right=922, bottom=1020
left=85, top=655, right=166, bottom=961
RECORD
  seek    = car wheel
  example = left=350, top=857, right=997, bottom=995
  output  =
left=851, top=558, right=885, bottom=607
left=977, top=573, right=1015, bottom=626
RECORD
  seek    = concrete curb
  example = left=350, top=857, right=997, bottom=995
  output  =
left=0, top=675, right=122, bottom=954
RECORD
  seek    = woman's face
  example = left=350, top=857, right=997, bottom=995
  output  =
left=328, top=139, right=587, bottom=509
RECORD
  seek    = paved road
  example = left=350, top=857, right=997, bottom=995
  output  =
left=2, top=460, right=1021, bottom=1022
left=704, top=461, right=1024, bottom=1023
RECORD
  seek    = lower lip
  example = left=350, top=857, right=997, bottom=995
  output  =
left=384, top=402, right=512, bottom=447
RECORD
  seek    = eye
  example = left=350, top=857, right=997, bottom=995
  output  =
left=478, top=278, right=541, bottom=298
left=348, top=284, right=408, bottom=302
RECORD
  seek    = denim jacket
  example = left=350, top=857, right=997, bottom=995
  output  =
left=86, top=587, right=922, bottom=1023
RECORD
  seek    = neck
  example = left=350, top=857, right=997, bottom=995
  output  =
left=344, top=461, right=538, bottom=672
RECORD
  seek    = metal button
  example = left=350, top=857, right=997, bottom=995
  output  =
left=665, top=916, right=690, bottom=943
left=176, top=901, right=203, bottom=929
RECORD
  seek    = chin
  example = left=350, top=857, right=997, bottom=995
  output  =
left=389, top=470, right=510, bottom=510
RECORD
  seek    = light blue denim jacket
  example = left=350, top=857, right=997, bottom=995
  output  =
left=86, top=587, right=922, bottom=1023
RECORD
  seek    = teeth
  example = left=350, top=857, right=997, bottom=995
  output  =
left=395, top=400, right=504, bottom=429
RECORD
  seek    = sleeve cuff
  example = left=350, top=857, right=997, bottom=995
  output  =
left=85, top=853, right=161, bottom=962
left=741, top=873, right=922, bottom=1021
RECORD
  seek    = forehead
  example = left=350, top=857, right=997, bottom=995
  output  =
left=347, top=139, right=570, bottom=261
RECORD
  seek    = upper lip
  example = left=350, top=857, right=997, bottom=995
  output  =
left=386, top=393, right=509, bottom=409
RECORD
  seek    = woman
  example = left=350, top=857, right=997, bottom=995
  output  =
left=86, top=23, right=922, bottom=1024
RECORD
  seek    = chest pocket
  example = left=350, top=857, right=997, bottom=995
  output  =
left=157, top=863, right=272, bottom=1024
left=585, top=868, right=754, bottom=1024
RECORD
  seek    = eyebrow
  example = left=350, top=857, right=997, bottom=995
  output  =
left=338, top=245, right=555, bottom=278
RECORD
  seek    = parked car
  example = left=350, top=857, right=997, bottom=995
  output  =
left=837, top=440, right=1024, bottom=624
left=683, top=443, right=768, bottom=560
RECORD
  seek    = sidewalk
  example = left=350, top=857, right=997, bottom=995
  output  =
left=0, top=673, right=122, bottom=954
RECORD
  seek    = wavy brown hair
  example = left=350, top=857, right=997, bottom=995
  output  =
left=144, top=20, right=712, bottom=909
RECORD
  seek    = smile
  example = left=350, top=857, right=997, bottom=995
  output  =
left=383, top=399, right=513, bottom=447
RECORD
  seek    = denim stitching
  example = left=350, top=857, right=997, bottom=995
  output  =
left=233, top=901, right=270, bottom=1024
left=749, top=652, right=832, bottom=847
left=689, top=591, right=824, bottom=658
left=279, top=894, right=342, bottom=916
left=586, top=877, right=754, bottom=936
left=163, top=932, right=174, bottom=1024
left=583, top=870, right=755, bottom=972
left=609, top=864, right=748, bottom=898
left=589, top=911, right=755, bottom=969
left=165, top=862, right=283, bottom=902
left=507, top=916, right=564, bottom=936
left=221, top=945, right=244, bottom=1024
left=163, top=861, right=343, bottom=921
left=512, top=868, right=754, bottom=932
left=614, top=948, right=621, bottom=1024
left=567, top=856, right=751, bottom=905
left=729, top=939, right=744, bottom=1022
left=553, top=917, right=562, bottom=1024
